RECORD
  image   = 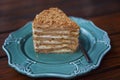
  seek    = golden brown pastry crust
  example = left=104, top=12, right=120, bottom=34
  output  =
left=33, top=8, right=80, bottom=29
left=32, top=7, right=80, bottom=53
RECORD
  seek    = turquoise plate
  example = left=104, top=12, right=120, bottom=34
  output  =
left=2, top=17, right=111, bottom=78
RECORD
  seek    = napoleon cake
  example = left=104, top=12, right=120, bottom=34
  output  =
left=32, top=8, right=80, bottom=53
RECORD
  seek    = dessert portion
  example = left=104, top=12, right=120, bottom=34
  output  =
left=32, top=8, right=80, bottom=53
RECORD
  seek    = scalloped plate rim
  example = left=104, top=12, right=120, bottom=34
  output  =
left=2, top=17, right=111, bottom=78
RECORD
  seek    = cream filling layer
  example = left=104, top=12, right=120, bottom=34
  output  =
left=51, top=49, right=72, bottom=53
left=35, top=40, right=74, bottom=44
left=34, top=29, right=69, bottom=33
left=34, top=35, right=77, bottom=39
left=33, top=30, right=79, bottom=35
left=35, top=44, right=72, bottom=49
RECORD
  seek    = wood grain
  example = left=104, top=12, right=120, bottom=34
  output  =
left=0, top=0, right=120, bottom=80
left=0, top=0, right=120, bottom=32
left=0, top=33, right=10, bottom=57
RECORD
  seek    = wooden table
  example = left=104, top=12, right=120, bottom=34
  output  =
left=0, top=0, right=120, bottom=80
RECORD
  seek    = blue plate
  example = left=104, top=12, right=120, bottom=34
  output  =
left=2, top=17, right=111, bottom=78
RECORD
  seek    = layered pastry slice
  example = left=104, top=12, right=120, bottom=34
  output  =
left=32, top=8, right=80, bottom=53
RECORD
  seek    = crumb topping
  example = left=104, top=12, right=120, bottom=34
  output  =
left=33, top=8, right=80, bottom=29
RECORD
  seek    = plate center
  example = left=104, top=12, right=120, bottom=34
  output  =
left=21, top=31, right=90, bottom=64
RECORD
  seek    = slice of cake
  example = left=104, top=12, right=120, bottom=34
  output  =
left=32, top=8, right=80, bottom=53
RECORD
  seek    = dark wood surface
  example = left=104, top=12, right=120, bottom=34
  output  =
left=0, top=0, right=120, bottom=80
